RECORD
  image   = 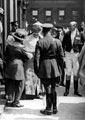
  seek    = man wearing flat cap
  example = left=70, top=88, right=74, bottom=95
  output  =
left=62, top=21, right=83, bottom=96
left=34, top=23, right=64, bottom=115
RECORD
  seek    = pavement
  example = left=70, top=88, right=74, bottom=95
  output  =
left=0, top=85, right=6, bottom=115
left=0, top=78, right=85, bottom=120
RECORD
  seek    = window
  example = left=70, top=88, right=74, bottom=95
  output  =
left=45, top=10, right=52, bottom=22
left=72, top=10, right=78, bottom=20
left=31, top=9, right=38, bottom=21
left=58, top=9, right=65, bottom=21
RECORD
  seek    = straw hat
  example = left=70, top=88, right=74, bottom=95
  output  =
left=12, top=29, right=28, bottom=41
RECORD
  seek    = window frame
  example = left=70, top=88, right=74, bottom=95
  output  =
left=31, top=8, right=39, bottom=22
left=57, top=8, right=66, bottom=22
left=71, top=8, right=78, bottom=21
left=44, top=8, right=52, bottom=22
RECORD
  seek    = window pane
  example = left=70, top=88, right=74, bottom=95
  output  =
left=46, top=10, right=51, bottom=16
left=59, top=10, right=64, bottom=16
left=72, top=10, right=78, bottom=16
left=32, top=10, right=38, bottom=16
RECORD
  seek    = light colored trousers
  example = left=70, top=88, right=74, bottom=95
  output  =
left=65, top=51, right=79, bottom=76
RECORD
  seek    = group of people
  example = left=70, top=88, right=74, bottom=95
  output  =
left=0, top=8, right=85, bottom=115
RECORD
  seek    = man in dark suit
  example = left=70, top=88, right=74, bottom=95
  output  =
left=62, top=21, right=83, bottom=96
left=34, top=23, right=64, bottom=115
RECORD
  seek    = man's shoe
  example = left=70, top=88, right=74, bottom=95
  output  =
left=59, top=82, right=65, bottom=87
left=64, top=90, right=69, bottom=96
left=74, top=92, right=82, bottom=97
left=53, top=108, right=58, bottom=114
left=12, top=103, right=24, bottom=107
left=40, top=109, right=52, bottom=115
left=5, top=101, right=12, bottom=107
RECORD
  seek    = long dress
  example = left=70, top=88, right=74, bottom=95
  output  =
left=23, top=34, right=41, bottom=95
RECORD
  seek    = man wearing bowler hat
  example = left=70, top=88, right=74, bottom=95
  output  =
left=34, top=23, right=64, bottom=115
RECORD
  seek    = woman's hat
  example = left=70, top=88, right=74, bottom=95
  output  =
left=12, top=29, right=28, bottom=41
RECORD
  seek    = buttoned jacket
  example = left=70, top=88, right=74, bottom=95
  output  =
left=34, top=35, right=64, bottom=79
left=62, top=29, right=83, bottom=53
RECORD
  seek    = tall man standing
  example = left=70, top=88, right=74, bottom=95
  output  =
left=62, top=21, right=82, bottom=96
left=34, top=23, right=64, bottom=115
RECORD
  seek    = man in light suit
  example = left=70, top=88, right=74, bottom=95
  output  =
left=62, top=21, right=83, bottom=96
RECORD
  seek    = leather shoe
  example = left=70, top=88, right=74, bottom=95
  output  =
left=59, top=82, right=65, bottom=87
left=53, top=109, right=58, bottom=114
left=64, top=90, right=69, bottom=96
left=40, top=109, right=52, bottom=115
left=12, top=103, right=24, bottom=107
left=74, top=92, right=82, bottom=97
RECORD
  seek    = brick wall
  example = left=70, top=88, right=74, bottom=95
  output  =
left=26, top=0, right=84, bottom=27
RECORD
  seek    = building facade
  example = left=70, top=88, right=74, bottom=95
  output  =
left=0, top=0, right=85, bottom=51
left=26, top=0, right=85, bottom=28
left=0, top=0, right=23, bottom=53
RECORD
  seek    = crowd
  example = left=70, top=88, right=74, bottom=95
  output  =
left=0, top=7, right=85, bottom=115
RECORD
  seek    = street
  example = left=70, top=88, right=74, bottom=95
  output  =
left=0, top=80, right=85, bottom=120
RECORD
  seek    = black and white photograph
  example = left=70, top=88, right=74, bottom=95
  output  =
left=0, top=0, right=85, bottom=120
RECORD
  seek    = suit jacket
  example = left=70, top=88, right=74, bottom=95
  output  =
left=34, top=35, right=64, bottom=79
left=62, top=29, right=83, bottom=53
left=4, top=44, right=29, bottom=80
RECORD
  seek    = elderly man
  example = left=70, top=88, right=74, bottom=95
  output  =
left=62, top=21, right=83, bottom=96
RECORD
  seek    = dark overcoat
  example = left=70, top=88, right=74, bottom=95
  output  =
left=4, top=44, right=29, bottom=80
left=34, top=35, right=64, bottom=79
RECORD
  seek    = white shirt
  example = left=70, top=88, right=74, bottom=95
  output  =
left=71, top=29, right=77, bottom=45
